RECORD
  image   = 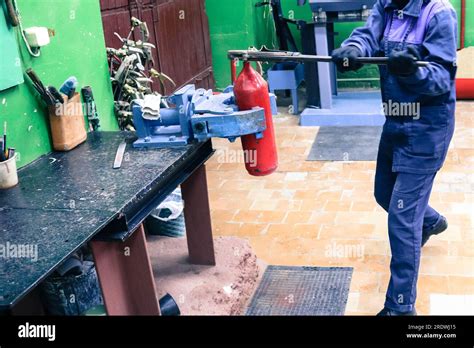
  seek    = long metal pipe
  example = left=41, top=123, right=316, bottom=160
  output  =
left=228, top=50, right=430, bottom=67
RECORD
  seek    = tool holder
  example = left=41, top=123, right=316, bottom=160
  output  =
left=0, top=154, right=18, bottom=189
left=48, top=93, right=87, bottom=151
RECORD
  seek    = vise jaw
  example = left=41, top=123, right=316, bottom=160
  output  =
left=132, top=85, right=268, bottom=148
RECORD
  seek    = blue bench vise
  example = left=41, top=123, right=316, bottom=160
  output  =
left=132, top=84, right=277, bottom=148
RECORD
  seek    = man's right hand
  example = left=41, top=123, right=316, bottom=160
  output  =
left=332, top=46, right=364, bottom=72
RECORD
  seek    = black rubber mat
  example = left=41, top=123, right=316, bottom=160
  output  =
left=307, top=126, right=382, bottom=161
left=246, top=266, right=353, bottom=316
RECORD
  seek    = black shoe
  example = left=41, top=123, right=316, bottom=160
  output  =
left=422, top=216, right=448, bottom=247
left=377, top=307, right=417, bottom=316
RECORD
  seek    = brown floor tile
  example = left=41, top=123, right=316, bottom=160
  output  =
left=418, top=275, right=450, bottom=293
left=447, top=276, right=474, bottom=294
left=206, top=102, right=474, bottom=315
left=350, top=272, right=381, bottom=293
left=284, top=211, right=314, bottom=225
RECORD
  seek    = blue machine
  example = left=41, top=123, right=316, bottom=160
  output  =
left=304, top=0, right=375, bottom=13
left=132, top=85, right=277, bottom=148
left=297, top=0, right=383, bottom=126
left=267, top=62, right=305, bottom=115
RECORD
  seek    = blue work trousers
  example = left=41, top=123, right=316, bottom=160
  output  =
left=374, top=140, right=441, bottom=312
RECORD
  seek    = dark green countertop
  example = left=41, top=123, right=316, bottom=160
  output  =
left=0, top=132, right=213, bottom=310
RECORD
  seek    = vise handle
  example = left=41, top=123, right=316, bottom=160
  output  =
left=228, top=49, right=430, bottom=67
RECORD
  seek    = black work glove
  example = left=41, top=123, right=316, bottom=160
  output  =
left=388, top=46, right=422, bottom=76
left=332, top=46, right=364, bottom=72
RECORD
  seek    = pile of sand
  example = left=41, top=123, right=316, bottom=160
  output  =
left=457, top=47, right=474, bottom=78
left=146, top=235, right=263, bottom=315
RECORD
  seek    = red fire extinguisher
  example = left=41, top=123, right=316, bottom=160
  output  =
left=234, top=62, right=278, bottom=176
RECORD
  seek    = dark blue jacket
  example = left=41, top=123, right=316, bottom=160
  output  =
left=343, top=0, right=458, bottom=174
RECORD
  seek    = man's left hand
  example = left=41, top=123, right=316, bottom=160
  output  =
left=388, top=46, right=422, bottom=76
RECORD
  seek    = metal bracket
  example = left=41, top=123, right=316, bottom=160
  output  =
left=132, top=84, right=272, bottom=148
left=191, top=107, right=266, bottom=142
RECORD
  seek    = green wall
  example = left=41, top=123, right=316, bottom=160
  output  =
left=463, top=0, right=474, bottom=46
left=0, top=0, right=116, bottom=168
left=206, top=0, right=473, bottom=90
left=205, top=0, right=258, bottom=89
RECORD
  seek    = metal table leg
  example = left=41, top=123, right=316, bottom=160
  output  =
left=181, top=164, right=216, bottom=266
left=91, top=224, right=161, bottom=315
left=314, top=24, right=333, bottom=109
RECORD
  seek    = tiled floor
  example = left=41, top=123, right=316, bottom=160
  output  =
left=206, top=101, right=474, bottom=315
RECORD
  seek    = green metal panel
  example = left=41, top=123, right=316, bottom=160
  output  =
left=0, top=0, right=117, bottom=168
left=0, top=1, right=24, bottom=91
left=206, top=0, right=258, bottom=89
left=464, top=1, right=474, bottom=47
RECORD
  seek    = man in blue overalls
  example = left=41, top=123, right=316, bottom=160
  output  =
left=332, top=0, right=458, bottom=315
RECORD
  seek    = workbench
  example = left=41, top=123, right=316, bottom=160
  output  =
left=0, top=132, right=215, bottom=315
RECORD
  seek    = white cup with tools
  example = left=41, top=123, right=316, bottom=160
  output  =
left=0, top=154, right=19, bottom=189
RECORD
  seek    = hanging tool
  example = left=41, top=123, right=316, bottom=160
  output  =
left=7, top=148, right=15, bottom=160
left=60, top=77, right=78, bottom=99
left=228, top=48, right=430, bottom=67
left=81, top=86, right=101, bottom=131
left=47, top=86, right=64, bottom=104
left=3, top=121, right=7, bottom=159
left=25, top=68, right=56, bottom=105
left=0, top=123, right=5, bottom=162
left=0, top=146, right=5, bottom=162
left=5, top=0, right=19, bottom=26
left=0, top=123, right=14, bottom=162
